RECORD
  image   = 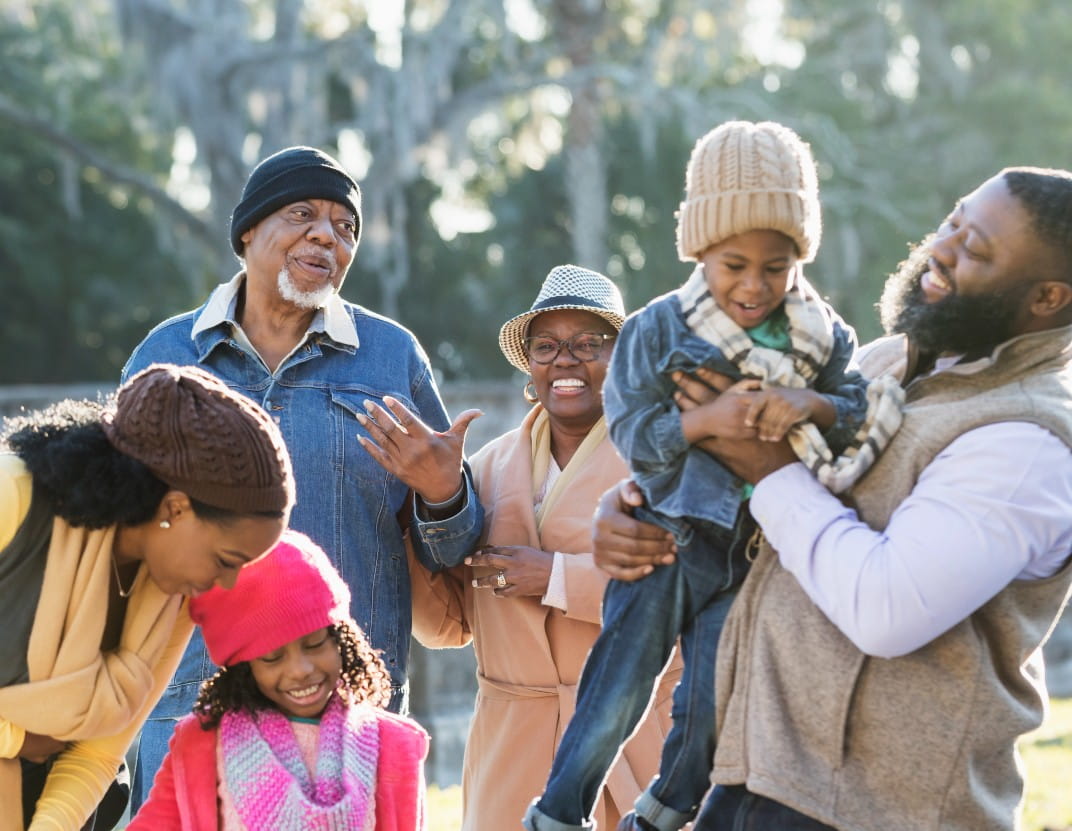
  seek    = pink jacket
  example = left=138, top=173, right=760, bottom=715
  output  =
left=127, top=707, right=429, bottom=831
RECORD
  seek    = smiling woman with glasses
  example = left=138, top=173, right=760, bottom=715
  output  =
left=407, top=265, right=683, bottom=831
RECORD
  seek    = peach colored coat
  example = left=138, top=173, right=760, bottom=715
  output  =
left=410, top=407, right=683, bottom=831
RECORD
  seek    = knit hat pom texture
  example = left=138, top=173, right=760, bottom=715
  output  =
left=103, top=363, right=294, bottom=514
left=676, top=120, right=821, bottom=263
left=190, top=530, right=353, bottom=667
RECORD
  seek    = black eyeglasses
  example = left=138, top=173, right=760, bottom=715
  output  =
left=523, top=332, right=616, bottom=364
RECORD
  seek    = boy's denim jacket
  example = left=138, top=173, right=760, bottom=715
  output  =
left=122, top=277, right=482, bottom=712
left=603, top=288, right=868, bottom=536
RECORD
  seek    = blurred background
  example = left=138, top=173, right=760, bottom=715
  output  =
left=3, top=1, right=1072, bottom=827
left=5, top=0, right=1072, bottom=385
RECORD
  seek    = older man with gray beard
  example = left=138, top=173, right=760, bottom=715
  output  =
left=122, top=145, right=483, bottom=812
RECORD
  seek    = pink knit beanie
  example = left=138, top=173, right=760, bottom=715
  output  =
left=675, top=120, right=822, bottom=263
left=190, top=529, right=352, bottom=666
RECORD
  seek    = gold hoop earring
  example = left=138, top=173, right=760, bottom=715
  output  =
left=523, top=380, right=539, bottom=404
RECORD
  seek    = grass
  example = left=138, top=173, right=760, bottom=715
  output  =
left=427, top=783, right=464, bottom=831
left=425, top=697, right=1072, bottom=831
left=1020, top=696, right=1072, bottom=831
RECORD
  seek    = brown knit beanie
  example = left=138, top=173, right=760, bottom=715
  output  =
left=675, top=120, right=821, bottom=263
left=102, top=364, right=294, bottom=514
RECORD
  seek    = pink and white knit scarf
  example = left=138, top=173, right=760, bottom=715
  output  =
left=220, top=695, right=380, bottom=830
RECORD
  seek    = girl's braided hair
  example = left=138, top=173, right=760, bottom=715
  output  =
left=193, top=619, right=392, bottom=729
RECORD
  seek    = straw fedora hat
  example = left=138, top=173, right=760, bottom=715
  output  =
left=498, top=265, right=626, bottom=374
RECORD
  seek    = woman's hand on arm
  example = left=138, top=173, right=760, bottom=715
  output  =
left=19, top=731, right=66, bottom=764
left=466, top=545, right=553, bottom=598
left=356, top=396, right=483, bottom=510
left=592, top=480, right=676, bottom=582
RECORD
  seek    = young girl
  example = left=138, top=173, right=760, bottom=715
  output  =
left=129, top=530, right=429, bottom=831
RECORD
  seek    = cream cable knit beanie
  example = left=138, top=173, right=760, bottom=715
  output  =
left=675, top=120, right=822, bottom=263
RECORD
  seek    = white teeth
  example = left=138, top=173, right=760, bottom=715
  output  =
left=928, top=268, right=952, bottom=290
left=287, top=684, right=320, bottom=699
left=553, top=379, right=585, bottom=388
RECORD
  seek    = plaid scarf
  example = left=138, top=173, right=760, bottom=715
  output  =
left=220, top=695, right=379, bottom=830
left=677, top=265, right=903, bottom=493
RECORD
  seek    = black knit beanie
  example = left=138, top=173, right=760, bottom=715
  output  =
left=102, top=364, right=295, bottom=514
left=229, top=146, right=362, bottom=256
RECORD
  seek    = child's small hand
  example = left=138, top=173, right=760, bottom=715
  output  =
left=745, top=387, right=816, bottom=441
left=675, top=373, right=762, bottom=443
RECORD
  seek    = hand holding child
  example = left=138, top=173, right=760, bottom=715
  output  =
left=744, top=386, right=834, bottom=441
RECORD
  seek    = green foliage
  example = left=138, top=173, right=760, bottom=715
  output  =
left=0, top=7, right=197, bottom=383
left=393, top=152, right=577, bottom=381
left=8, top=0, right=1072, bottom=384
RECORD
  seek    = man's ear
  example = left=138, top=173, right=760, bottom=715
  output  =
left=1029, top=280, right=1072, bottom=319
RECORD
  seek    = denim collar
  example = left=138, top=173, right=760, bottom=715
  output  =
left=190, top=272, right=359, bottom=361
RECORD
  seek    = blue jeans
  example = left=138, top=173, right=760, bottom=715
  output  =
left=693, top=785, right=837, bottom=830
left=529, top=512, right=750, bottom=830
left=130, top=718, right=172, bottom=813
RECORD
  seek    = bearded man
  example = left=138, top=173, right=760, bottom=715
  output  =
left=595, top=167, right=1072, bottom=831
left=122, top=146, right=483, bottom=810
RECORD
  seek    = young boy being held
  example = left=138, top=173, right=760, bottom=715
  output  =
left=524, top=120, right=903, bottom=831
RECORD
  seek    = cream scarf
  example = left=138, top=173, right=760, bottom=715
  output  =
left=677, top=265, right=904, bottom=493
left=529, top=407, right=609, bottom=531
left=0, top=513, right=183, bottom=827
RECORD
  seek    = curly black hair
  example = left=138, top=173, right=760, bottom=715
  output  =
left=2, top=397, right=168, bottom=528
left=1004, top=167, right=1072, bottom=283
left=2, top=397, right=283, bottom=529
left=193, top=619, right=393, bottom=729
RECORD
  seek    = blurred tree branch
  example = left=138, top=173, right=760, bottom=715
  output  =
left=0, top=92, right=216, bottom=250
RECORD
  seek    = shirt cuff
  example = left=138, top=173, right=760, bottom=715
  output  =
left=751, top=462, right=856, bottom=558
left=420, top=483, right=466, bottom=510
left=542, top=552, right=568, bottom=611
left=415, top=482, right=467, bottom=521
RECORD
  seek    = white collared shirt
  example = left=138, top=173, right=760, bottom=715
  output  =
left=752, top=418, right=1072, bottom=658
left=191, top=272, right=359, bottom=365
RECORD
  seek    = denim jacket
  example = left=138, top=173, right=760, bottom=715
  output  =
left=122, top=275, right=483, bottom=712
left=603, top=289, right=867, bottom=536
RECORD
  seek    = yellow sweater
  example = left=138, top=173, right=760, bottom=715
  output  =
left=0, top=453, right=194, bottom=831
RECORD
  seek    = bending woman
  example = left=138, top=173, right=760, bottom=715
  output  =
left=410, top=266, right=682, bottom=830
left=0, top=363, right=293, bottom=831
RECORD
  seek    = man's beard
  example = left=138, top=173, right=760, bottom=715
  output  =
left=277, top=265, right=336, bottom=310
left=877, top=233, right=1031, bottom=356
